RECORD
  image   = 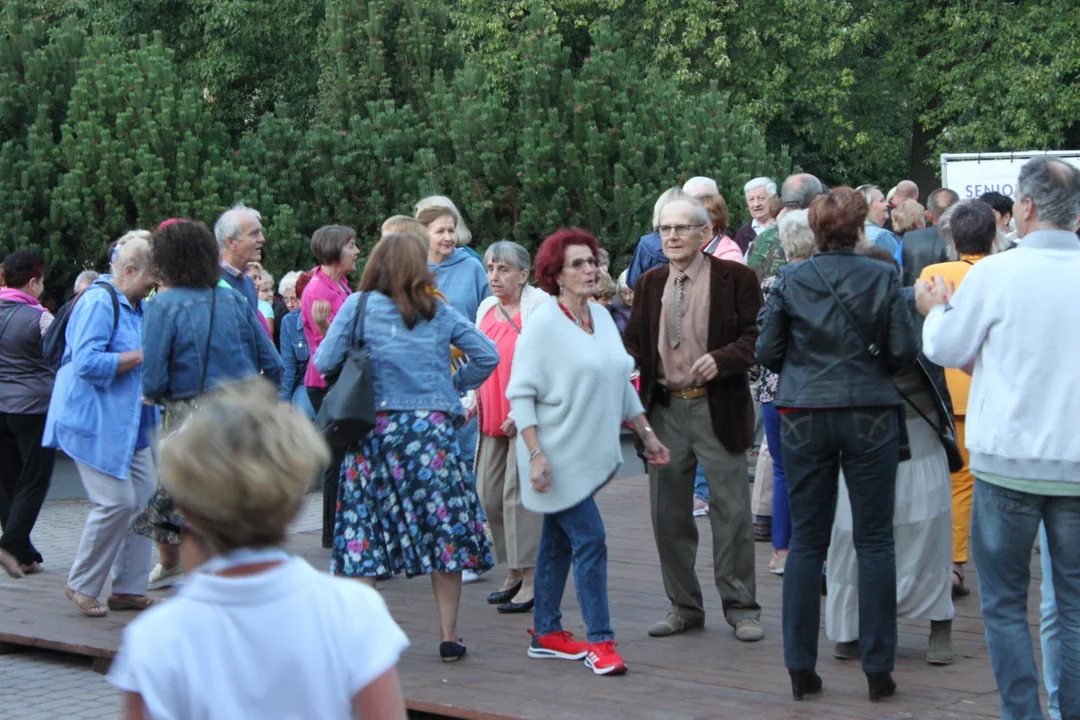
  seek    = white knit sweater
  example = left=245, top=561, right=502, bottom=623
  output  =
left=506, top=296, right=644, bottom=514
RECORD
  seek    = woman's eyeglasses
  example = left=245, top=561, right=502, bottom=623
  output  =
left=565, top=256, right=601, bottom=270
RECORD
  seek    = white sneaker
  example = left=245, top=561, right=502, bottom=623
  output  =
left=692, top=497, right=709, bottom=517
left=462, top=570, right=483, bottom=584
left=148, top=563, right=183, bottom=590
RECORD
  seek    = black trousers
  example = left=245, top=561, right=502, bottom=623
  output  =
left=305, top=387, right=341, bottom=549
left=0, top=412, right=56, bottom=565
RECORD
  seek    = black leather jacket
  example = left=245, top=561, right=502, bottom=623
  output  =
left=756, top=250, right=920, bottom=408
left=900, top=226, right=949, bottom=287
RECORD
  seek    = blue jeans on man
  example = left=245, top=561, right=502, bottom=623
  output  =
left=970, top=479, right=1080, bottom=720
left=1040, top=524, right=1062, bottom=720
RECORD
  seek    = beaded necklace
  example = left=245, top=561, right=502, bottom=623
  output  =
left=558, top=300, right=594, bottom=335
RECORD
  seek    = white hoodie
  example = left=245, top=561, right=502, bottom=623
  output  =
left=922, top=229, right=1080, bottom=483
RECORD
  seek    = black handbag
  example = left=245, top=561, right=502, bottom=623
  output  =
left=809, top=259, right=965, bottom=473
left=317, top=292, right=377, bottom=449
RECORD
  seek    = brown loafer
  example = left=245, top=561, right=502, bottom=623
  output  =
left=107, top=594, right=164, bottom=611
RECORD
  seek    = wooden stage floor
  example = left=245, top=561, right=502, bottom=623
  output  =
left=0, top=474, right=1045, bottom=719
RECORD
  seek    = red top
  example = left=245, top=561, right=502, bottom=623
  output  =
left=477, top=307, right=521, bottom=437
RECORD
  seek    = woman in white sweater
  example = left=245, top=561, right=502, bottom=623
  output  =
left=506, top=228, right=669, bottom=677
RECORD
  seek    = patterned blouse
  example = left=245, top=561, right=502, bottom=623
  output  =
left=750, top=275, right=780, bottom=404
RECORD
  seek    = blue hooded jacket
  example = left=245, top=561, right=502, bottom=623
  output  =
left=428, top=247, right=490, bottom=322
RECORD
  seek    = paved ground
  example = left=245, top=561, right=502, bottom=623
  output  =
left=0, top=494, right=324, bottom=719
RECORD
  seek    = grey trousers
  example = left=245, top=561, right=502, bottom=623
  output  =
left=476, top=434, right=541, bottom=569
left=67, top=448, right=156, bottom=598
left=649, top=397, right=761, bottom=626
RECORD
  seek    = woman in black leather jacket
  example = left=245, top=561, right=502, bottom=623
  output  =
left=756, top=187, right=919, bottom=703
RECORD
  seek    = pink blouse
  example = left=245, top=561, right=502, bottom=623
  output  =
left=301, top=267, right=352, bottom=389
left=477, top=307, right=521, bottom=437
left=707, top=237, right=746, bottom=264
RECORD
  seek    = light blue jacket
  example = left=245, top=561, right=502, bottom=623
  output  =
left=866, top=222, right=901, bottom=258
left=43, top=278, right=156, bottom=480
left=279, top=308, right=309, bottom=402
left=428, top=248, right=491, bottom=324
left=314, top=291, right=498, bottom=420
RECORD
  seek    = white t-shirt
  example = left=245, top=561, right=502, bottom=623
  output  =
left=108, top=557, right=408, bottom=720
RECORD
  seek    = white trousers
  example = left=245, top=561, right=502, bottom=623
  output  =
left=67, top=448, right=156, bottom=597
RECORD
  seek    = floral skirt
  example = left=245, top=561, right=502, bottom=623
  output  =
left=131, top=398, right=200, bottom=546
left=331, top=410, right=493, bottom=579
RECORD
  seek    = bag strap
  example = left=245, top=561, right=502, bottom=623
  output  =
left=808, top=258, right=944, bottom=435
left=497, top=303, right=521, bottom=334
left=93, top=281, right=121, bottom=337
left=348, top=291, right=370, bottom=351
left=199, top=287, right=217, bottom=394
left=0, top=303, right=30, bottom=345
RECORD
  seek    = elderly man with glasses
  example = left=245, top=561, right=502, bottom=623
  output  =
left=624, top=196, right=765, bottom=643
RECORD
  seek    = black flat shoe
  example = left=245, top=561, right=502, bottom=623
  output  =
left=496, top=598, right=534, bottom=614
left=867, top=672, right=896, bottom=702
left=789, top=669, right=823, bottom=700
left=440, top=640, right=467, bottom=662
left=487, top=580, right=523, bottom=605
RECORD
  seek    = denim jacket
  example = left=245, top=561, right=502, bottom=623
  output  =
left=314, top=291, right=498, bottom=419
left=142, top=286, right=283, bottom=403
left=279, top=308, right=309, bottom=402
left=43, top=278, right=156, bottom=480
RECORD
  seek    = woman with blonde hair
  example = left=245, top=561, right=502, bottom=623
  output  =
left=45, top=231, right=161, bottom=617
left=315, top=233, right=498, bottom=661
left=108, top=381, right=409, bottom=720
left=414, top=195, right=480, bottom=261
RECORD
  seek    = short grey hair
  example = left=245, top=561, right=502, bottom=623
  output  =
left=278, top=270, right=301, bottom=297
left=778, top=210, right=815, bottom=261
left=73, top=270, right=99, bottom=292
left=651, top=187, right=688, bottom=229
left=658, top=197, right=710, bottom=228
left=682, top=176, right=719, bottom=197
left=616, top=269, right=630, bottom=294
left=744, top=177, right=777, bottom=197
left=483, top=240, right=531, bottom=272
left=781, top=173, right=825, bottom=210
left=1016, top=156, right=1080, bottom=230
left=110, top=230, right=152, bottom=276
left=213, top=204, right=262, bottom=252
left=415, top=195, right=473, bottom=247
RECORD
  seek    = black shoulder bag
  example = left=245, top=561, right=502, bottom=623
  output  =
left=809, top=259, right=964, bottom=472
left=317, top=292, right=377, bottom=449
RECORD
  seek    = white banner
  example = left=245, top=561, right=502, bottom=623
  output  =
left=941, top=152, right=1080, bottom=200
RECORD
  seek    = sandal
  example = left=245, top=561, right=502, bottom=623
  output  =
left=952, top=568, right=971, bottom=598
left=66, top=587, right=108, bottom=618
left=107, top=594, right=164, bottom=611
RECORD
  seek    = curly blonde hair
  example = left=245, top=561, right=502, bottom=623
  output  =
left=159, top=379, right=330, bottom=552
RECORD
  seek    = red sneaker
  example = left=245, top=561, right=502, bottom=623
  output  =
left=585, top=641, right=627, bottom=676
left=527, top=629, right=589, bottom=660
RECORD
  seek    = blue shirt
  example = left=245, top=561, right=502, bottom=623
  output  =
left=142, top=286, right=282, bottom=402
left=626, top=231, right=666, bottom=290
left=43, top=278, right=157, bottom=480
left=314, top=292, right=498, bottom=419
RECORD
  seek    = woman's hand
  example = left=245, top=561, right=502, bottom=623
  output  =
left=312, top=299, right=332, bottom=335
left=643, top=435, right=671, bottom=466
left=500, top=417, right=517, bottom=438
left=915, top=276, right=953, bottom=318
left=529, top=452, right=552, bottom=493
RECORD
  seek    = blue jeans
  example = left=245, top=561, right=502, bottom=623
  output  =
left=1041, top=524, right=1062, bottom=720
left=762, top=402, right=790, bottom=550
left=971, top=480, right=1080, bottom=720
left=533, top=496, right=613, bottom=643
left=290, top=385, right=316, bottom=419
left=780, top=407, right=899, bottom=674
left=694, top=465, right=708, bottom=500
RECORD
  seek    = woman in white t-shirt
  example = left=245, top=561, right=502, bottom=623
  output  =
left=108, top=380, right=408, bottom=720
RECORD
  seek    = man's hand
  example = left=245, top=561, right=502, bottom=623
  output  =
left=915, top=276, right=953, bottom=318
left=312, top=299, right=332, bottom=335
left=690, top=353, right=719, bottom=383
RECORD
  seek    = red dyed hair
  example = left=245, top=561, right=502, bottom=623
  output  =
left=809, top=187, right=869, bottom=251
left=294, top=270, right=314, bottom=301
left=534, top=228, right=600, bottom=295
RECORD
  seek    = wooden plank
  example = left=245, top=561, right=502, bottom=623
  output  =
left=0, top=474, right=1048, bottom=719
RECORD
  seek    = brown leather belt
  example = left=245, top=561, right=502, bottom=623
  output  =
left=670, top=386, right=708, bottom=400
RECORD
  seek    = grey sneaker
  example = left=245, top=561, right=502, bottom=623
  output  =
left=648, top=613, right=704, bottom=637
left=734, top=618, right=764, bottom=642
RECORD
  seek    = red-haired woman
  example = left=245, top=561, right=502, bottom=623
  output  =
left=756, top=187, right=919, bottom=702
left=506, top=228, right=669, bottom=677
left=314, top=233, right=498, bottom=662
